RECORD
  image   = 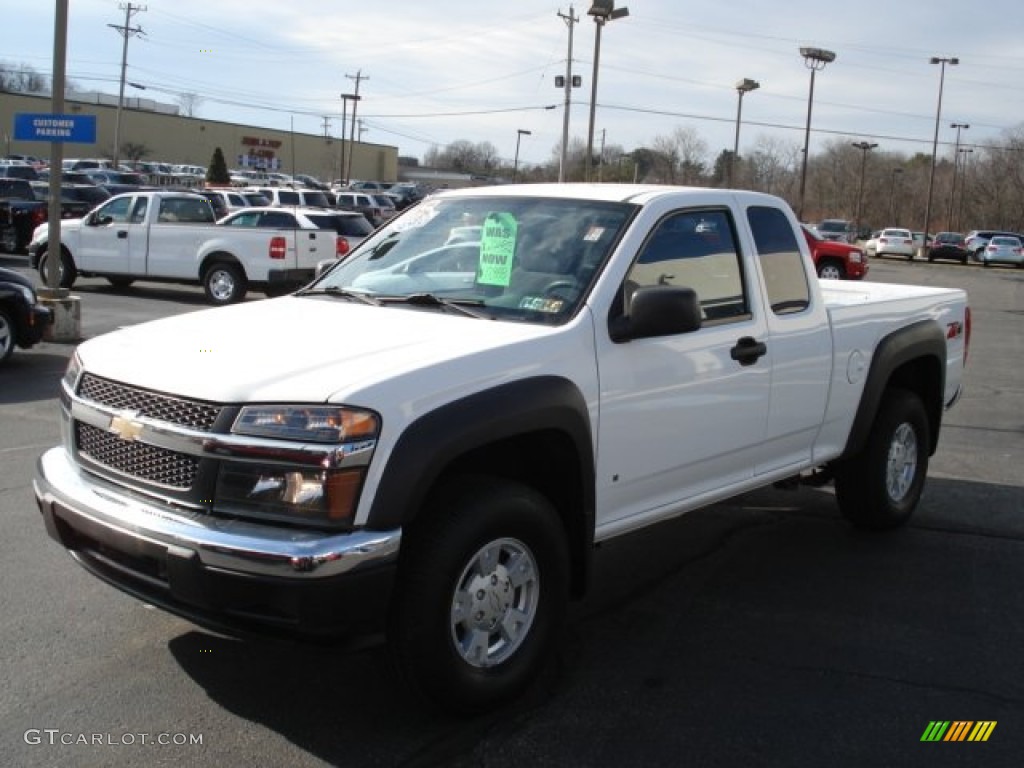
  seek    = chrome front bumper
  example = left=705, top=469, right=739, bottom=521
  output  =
left=34, top=446, right=401, bottom=637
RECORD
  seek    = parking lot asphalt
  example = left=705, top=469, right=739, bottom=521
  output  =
left=1, top=254, right=1021, bottom=767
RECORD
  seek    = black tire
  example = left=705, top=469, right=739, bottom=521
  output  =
left=834, top=388, right=929, bottom=530
left=983, top=258, right=991, bottom=268
left=202, top=263, right=247, bottom=305
left=816, top=260, right=845, bottom=280
left=0, top=308, right=15, bottom=365
left=389, top=475, right=569, bottom=714
left=106, top=276, right=135, bottom=289
left=38, top=249, right=77, bottom=289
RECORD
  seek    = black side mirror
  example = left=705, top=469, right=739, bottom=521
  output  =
left=609, top=285, right=702, bottom=342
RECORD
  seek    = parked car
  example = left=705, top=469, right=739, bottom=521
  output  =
left=927, top=232, right=969, bottom=264
left=964, top=229, right=1022, bottom=262
left=247, top=186, right=332, bottom=208
left=371, top=193, right=398, bottom=223
left=30, top=182, right=112, bottom=219
left=333, top=190, right=383, bottom=227
left=0, top=266, right=52, bottom=366
left=800, top=224, right=868, bottom=279
left=912, top=232, right=933, bottom=253
left=201, top=188, right=258, bottom=216
left=874, top=227, right=915, bottom=260
left=0, top=162, right=41, bottom=181
left=218, top=206, right=373, bottom=258
left=815, top=218, right=855, bottom=243
left=980, top=235, right=1024, bottom=268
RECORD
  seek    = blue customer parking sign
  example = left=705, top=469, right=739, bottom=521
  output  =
left=13, top=113, right=97, bottom=143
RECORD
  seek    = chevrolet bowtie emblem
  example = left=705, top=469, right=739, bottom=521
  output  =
left=109, top=414, right=144, bottom=441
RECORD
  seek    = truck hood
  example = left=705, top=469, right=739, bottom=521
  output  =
left=75, top=295, right=559, bottom=403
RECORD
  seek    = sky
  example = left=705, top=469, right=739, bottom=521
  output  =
left=4, top=0, right=1024, bottom=171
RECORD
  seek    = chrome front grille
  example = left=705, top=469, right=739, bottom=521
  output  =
left=76, top=422, right=199, bottom=490
left=78, top=373, right=222, bottom=431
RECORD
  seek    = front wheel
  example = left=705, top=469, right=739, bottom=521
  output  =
left=38, top=249, right=77, bottom=289
left=817, top=260, right=845, bottom=280
left=389, top=475, right=569, bottom=714
left=202, top=263, right=247, bottom=305
left=834, top=388, right=929, bottom=530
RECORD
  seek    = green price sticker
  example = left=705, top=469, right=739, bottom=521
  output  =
left=477, top=212, right=518, bottom=287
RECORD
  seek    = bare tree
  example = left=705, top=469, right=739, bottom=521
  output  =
left=0, top=61, right=48, bottom=93
left=176, top=92, right=204, bottom=118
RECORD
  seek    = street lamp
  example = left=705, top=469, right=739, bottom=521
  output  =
left=947, top=121, right=969, bottom=228
left=889, top=167, right=904, bottom=224
left=797, top=46, right=836, bottom=221
left=513, top=129, right=532, bottom=182
left=730, top=78, right=760, bottom=187
left=584, top=0, right=629, bottom=182
left=921, top=56, right=959, bottom=257
left=851, top=141, right=878, bottom=236
left=956, top=147, right=973, bottom=232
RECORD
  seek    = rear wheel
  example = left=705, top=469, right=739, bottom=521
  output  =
left=835, top=388, right=929, bottom=530
left=202, top=263, right=247, bottom=305
left=389, top=475, right=569, bottom=714
left=0, top=308, right=15, bottom=364
left=38, top=249, right=77, bottom=289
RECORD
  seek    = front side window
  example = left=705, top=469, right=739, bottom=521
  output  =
left=747, top=206, right=810, bottom=316
left=624, top=209, right=749, bottom=323
left=309, top=195, right=636, bottom=325
left=96, top=196, right=133, bottom=223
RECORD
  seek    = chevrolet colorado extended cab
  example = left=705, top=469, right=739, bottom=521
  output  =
left=28, top=190, right=339, bottom=303
left=34, top=184, right=969, bottom=712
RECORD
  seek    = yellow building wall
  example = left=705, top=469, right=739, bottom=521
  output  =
left=1, top=92, right=397, bottom=183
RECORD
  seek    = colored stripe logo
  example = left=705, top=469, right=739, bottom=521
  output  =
left=921, top=721, right=997, bottom=742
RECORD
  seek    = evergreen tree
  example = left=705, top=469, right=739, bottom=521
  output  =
left=206, top=147, right=230, bottom=185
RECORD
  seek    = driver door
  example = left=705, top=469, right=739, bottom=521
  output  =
left=77, top=196, right=134, bottom=273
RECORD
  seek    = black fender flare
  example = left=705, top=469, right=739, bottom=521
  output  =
left=366, top=375, right=596, bottom=590
left=841, top=319, right=947, bottom=459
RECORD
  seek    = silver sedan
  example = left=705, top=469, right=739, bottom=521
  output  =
left=981, top=235, right=1024, bottom=268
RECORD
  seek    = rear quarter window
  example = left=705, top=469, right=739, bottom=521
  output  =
left=747, top=206, right=810, bottom=316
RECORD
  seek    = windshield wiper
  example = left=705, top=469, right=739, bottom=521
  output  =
left=379, top=292, right=490, bottom=319
left=295, top=285, right=382, bottom=305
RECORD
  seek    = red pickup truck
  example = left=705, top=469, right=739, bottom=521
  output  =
left=801, top=224, right=868, bottom=280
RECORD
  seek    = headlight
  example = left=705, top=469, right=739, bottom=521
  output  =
left=216, top=464, right=366, bottom=527
left=14, top=284, right=36, bottom=305
left=233, top=405, right=378, bottom=443
left=222, top=405, right=380, bottom=527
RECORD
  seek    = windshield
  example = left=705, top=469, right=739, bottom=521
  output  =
left=310, top=195, right=636, bottom=324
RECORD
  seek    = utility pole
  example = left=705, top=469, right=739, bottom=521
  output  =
left=321, top=116, right=332, bottom=138
left=557, top=6, right=577, bottom=182
left=108, top=3, right=146, bottom=168
left=345, top=70, right=367, bottom=183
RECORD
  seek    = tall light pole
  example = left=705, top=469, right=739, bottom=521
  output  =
left=513, top=129, right=531, bottom=182
left=889, top=167, right=904, bottom=224
left=730, top=78, right=759, bottom=187
left=851, top=141, right=878, bottom=236
left=557, top=6, right=578, bottom=183
left=108, top=3, right=146, bottom=169
left=956, top=147, right=973, bottom=232
left=797, top=46, right=835, bottom=221
left=339, top=93, right=358, bottom=186
left=921, top=56, right=959, bottom=258
left=947, top=121, right=969, bottom=228
left=584, top=0, right=628, bottom=182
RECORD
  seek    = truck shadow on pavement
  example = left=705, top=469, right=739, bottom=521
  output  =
left=0, top=349, right=68, bottom=404
left=168, top=478, right=1024, bottom=767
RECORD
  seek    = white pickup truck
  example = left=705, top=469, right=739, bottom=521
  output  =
left=34, top=184, right=969, bottom=713
left=28, top=190, right=338, bottom=303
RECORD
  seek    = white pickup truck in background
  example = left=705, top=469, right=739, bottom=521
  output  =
left=34, top=184, right=969, bottom=713
left=28, top=190, right=339, bottom=303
